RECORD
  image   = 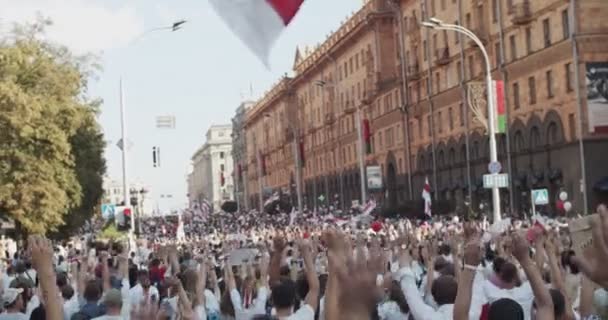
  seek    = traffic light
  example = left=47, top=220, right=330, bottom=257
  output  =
left=115, top=206, right=132, bottom=231
left=153, top=146, right=161, bottom=167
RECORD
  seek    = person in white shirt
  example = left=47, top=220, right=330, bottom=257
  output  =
left=396, top=248, right=457, bottom=320
left=0, top=288, right=27, bottom=320
left=377, top=280, right=410, bottom=320
left=129, top=270, right=159, bottom=306
left=61, top=284, right=79, bottom=320
left=92, top=288, right=122, bottom=320
left=270, top=238, right=319, bottom=320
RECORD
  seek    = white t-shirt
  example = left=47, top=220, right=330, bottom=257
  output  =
left=0, top=313, right=28, bottom=320
left=279, top=304, right=315, bottom=320
left=92, top=315, right=123, bottom=320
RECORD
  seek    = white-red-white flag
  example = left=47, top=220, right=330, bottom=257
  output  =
left=422, top=176, right=432, bottom=216
left=210, top=0, right=304, bottom=67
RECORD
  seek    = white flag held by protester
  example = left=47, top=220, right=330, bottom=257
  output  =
left=210, top=0, right=304, bottom=67
left=422, top=177, right=432, bottom=216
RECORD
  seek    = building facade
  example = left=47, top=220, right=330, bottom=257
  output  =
left=243, top=0, right=608, bottom=217
left=188, top=125, right=234, bottom=209
left=232, top=101, right=255, bottom=210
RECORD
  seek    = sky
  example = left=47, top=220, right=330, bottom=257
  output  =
left=0, top=0, right=363, bottom=211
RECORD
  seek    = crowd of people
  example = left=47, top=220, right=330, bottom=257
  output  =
left=2, top=203, right=608, bottom=320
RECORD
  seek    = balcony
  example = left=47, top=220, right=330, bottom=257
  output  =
left=408, top=63, right=422, bottom=80
left=435, top=47, right=450, bottom=66
left=344, top=101, right=357, bottom=114
left=468, top=28, right=489, bottom=47
left=307, top=121, right=315, bottom=133
left=324, top=113, right=336, bottom=125
left=511, top=2, right=533, bottom=25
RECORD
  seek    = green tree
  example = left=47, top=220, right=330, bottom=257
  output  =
left=0, top=20, right=105, bottom=234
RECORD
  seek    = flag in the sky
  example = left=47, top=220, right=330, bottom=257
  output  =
left=422, top=177, right=432, bottom=216
left=210, top=0, right=304, bottom=67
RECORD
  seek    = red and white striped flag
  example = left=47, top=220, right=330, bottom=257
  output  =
left=422, top=177, right=432, bottom=217
left=210, top=0, right=304, bottom=67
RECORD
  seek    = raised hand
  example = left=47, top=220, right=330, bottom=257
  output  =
left=28, top=235, right=54, bottom=273
left=324, top=229, right=381, bottom=320
left=572, top=205, right=608, bottom=287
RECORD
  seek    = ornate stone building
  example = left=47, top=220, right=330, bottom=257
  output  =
left=239, top=0, right=608, bottom=216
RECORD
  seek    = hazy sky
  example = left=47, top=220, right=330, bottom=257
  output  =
left=0, top=0, right=362, bottom=210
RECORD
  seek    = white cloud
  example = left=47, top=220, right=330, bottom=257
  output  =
left=0, top=0, right=145, bottom=54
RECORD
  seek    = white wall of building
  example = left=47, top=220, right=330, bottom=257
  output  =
left=188, top=125, right=234, bottom=210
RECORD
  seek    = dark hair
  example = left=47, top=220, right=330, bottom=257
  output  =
left=431, top=275, right=458, bottom=305
left=488, top=298, right=524, bottom=320
left=83, top=280, right=102, bottom=302
left=498, top=262, right=519, bottom=285
left=561, top=250, right=579, bottom=274
left=271, top=278, right=297, bottom=309
left=549, top=288, right=566, bottom=317
left=438, top=263, right=456, bottom=277
left=61, top=285, right=75, bottom=300
left=493, top=257, right=506, bottom=274
left=56, top=272, right=68, bottom=288
left=388, top=280, right=410, bottom=314
left=438, top=244, right=451, bottom=256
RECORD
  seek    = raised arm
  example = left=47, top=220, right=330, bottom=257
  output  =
left=512, top=233, right=554, bottom=320
left=299, top=239, right=319, bottom=311
left=29, top=235, right=64, bottom=320
left=454, top=238, right=482, bottom=320
left=269, top=236, right=286, bottom=286
left=196, top=256, right=207, bottom=308
left=99, top=251, right=111, bottom=293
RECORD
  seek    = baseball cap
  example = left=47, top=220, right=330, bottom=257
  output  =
left=103, top=288, right=122, bottom=308
left=2, top=288, right=23, bottom=306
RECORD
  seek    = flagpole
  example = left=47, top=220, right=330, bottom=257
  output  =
left=356, top=108, right=367, bottom=205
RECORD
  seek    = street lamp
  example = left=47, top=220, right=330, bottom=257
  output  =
left=422, top=18, right=502, bottom=222
left=119, top=20, right=187, bottom=232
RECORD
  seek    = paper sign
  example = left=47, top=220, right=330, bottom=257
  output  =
left=568, top=214, right=597, bottom=257
left=227, top=249, right=259, bottom=266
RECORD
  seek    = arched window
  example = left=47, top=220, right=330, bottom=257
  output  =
left=547, top=122, right=559, bottom=145
left=438, top=150, right=445, bottom=168
left=513, top=130, right=524, bottom=153
left=530, top=126, right=541, bottom=150
left=420, top=154, right=426, bottom=171
left=460, top=144, right=467, bottom=164
left=448, top=148, right=456, bottom=167
left=473, top=141, right=480, bottom=160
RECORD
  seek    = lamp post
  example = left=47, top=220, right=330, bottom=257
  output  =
left=119, top=20, right=187, bottom=232
left=422, top=18, right=502, bottom=221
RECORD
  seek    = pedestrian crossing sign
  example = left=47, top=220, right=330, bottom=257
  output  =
left=532, top=189, right=549, bottom=205
left=101, top=204, right=116, bottom=220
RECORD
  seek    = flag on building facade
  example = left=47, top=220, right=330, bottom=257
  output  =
left=362, top=119, right=372, bottom=154
left=209, top=0, right=305, bottom=67
left=299, top=138, right=306, bottom=167
left=493, top=80, right=506, bottom=134
left=422, top=177, right=432, bottom=216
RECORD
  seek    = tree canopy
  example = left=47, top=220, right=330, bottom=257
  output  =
left=0, top=20, right=106, bottom=235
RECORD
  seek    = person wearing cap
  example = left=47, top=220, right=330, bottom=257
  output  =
left=0, top=287, right=27, bottom=319
left=91, top=288, right=122, bottom=320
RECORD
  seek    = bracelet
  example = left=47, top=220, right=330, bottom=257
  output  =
left=463, top=264, right=478, bottom=271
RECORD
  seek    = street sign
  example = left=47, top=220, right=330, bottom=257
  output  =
left=101, top=204, right=116, bottom=220
left=116, top=139, right=133, bottom=151
left=488, top=161, right=502, bottom=174
left=532, top=189, right=549, bottom=205
left=483, top=174, right=509, bottom=189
